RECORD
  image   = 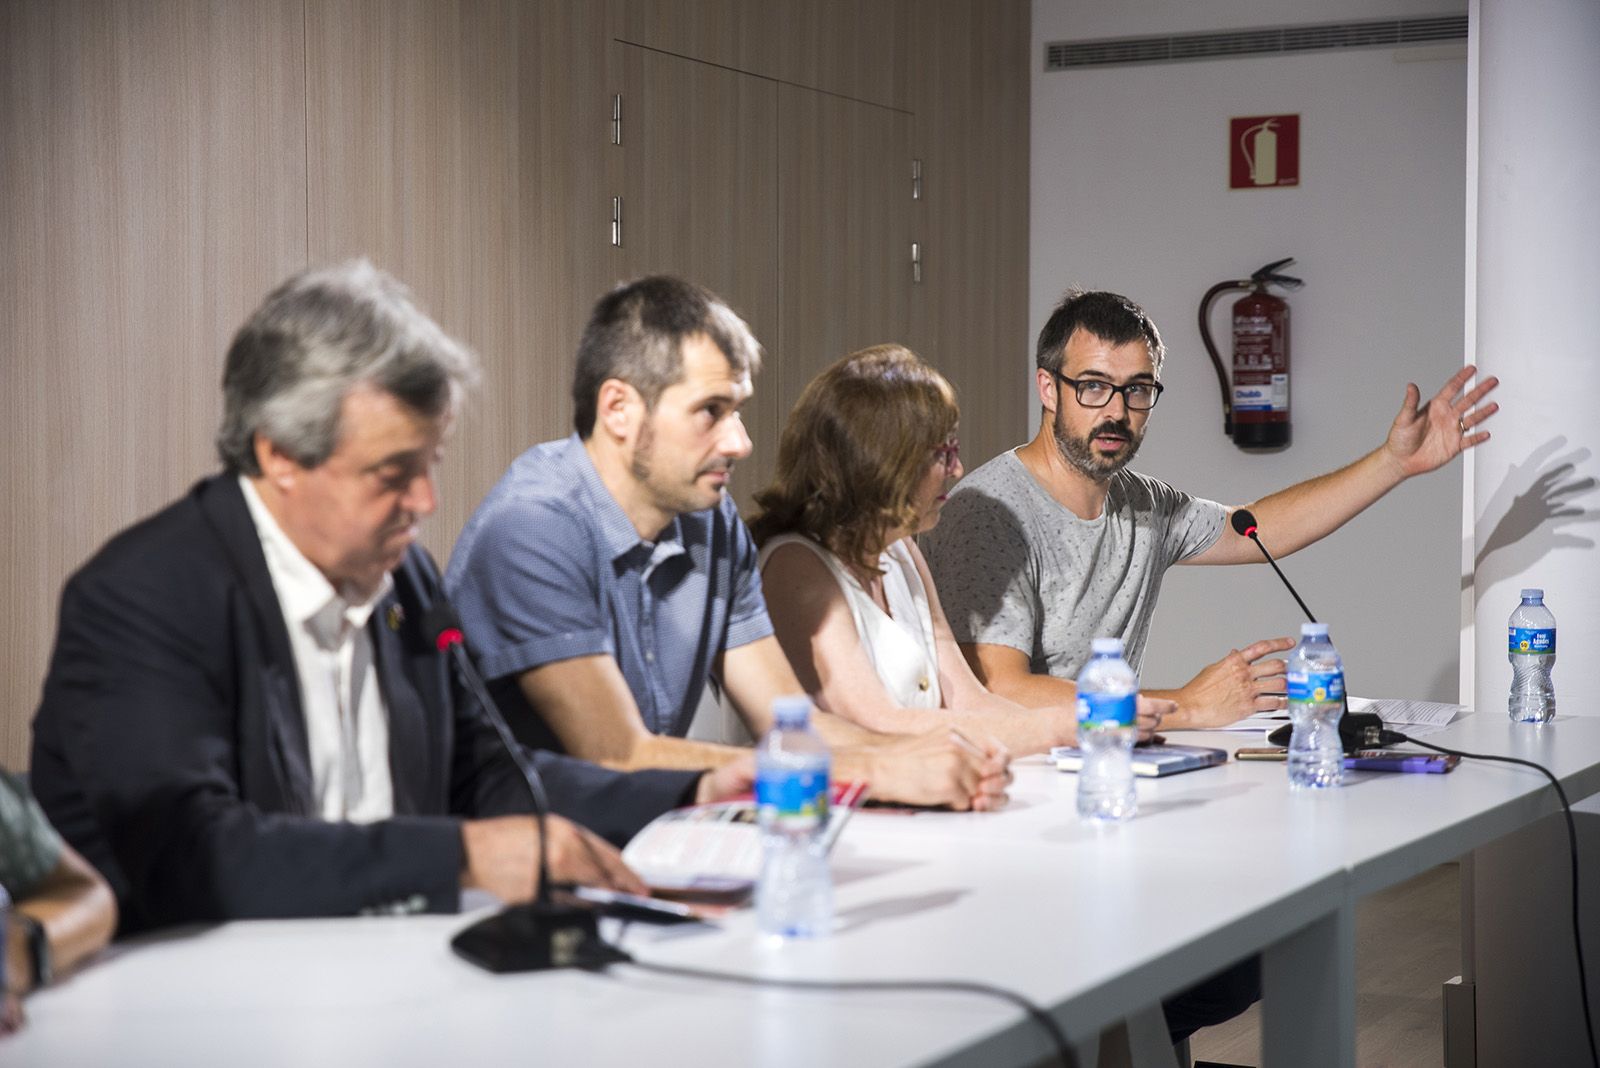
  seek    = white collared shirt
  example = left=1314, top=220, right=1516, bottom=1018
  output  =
left=240, top=477, right=395, bottom=823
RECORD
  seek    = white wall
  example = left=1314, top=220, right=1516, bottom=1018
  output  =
left=1467, top=0, right=1600, bottom=1059
left=1469, top=0, right=1600, bottom=721
left=1031, top=0, right=1469, bottom=702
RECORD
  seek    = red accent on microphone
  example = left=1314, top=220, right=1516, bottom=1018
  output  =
left=1243, top=525, right=1258, bottom=538
left=436, top=627, right=465, bottom=652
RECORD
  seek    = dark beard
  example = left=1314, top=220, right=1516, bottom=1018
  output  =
left=630, top=415, right=733, bottom=517
left=629, top=416, right=656, bottom=483
left=1052, top=411, right=1143, bottom=479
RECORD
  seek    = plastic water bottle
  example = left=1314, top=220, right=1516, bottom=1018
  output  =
left=1076, top=637, right=1138, bottom=822
left=1508, top=588, right=1557, bottom=723
left=754, top=696, right=833, bottom=938
left=1286, top=623, right=1345, bottom=789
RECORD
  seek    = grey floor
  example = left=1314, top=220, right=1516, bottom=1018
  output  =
left=1188, top=862, right=1461, bottom=1068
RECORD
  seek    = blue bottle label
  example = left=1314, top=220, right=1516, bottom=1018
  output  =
left=1287, top=669, right=1345, bottom=704
left=1508, top=627, right=1555, bottom=656
left=1076, top=692, right=1135, bottom=728
left=756, top=767, right=829, bottom=829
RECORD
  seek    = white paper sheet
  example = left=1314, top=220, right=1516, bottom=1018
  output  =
left=1211, top=696, right=1463, bottom=734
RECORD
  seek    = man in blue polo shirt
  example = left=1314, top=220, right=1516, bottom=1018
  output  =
left=447, top=277, right=1007, bottom=810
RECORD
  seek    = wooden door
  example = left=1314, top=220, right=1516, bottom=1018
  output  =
left=614, top=42, right=780, bottom=505
left=775, top=84, right=913, bottom=428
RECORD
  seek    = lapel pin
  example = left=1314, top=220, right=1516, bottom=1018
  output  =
left=386, top=604, right=405, bottom=631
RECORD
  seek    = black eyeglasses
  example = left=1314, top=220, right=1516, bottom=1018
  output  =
left=1052, top=372, right=1164, bottom=411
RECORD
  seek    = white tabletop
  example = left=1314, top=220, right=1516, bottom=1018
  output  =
left=12, top=709, right=1600, bottom=1067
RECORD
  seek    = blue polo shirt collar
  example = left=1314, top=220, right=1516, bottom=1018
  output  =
left=565, top=434, right=687, bottom=566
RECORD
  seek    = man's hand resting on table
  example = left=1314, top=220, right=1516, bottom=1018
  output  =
left=1152, top=637, right=1293, bottom=729
left=460, top=814, right=648, bottom=901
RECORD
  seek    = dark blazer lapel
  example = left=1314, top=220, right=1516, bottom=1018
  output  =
left=193, top=476, right=316, bottom=813
left=372, top=569, right=441, bottom=815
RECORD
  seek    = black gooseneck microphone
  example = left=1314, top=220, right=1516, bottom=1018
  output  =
left=1231, top=508, right=1400, bottom=750
left=424, top=601, right=621, bottom=973
left=1231, top=508, right=1317, bottom=623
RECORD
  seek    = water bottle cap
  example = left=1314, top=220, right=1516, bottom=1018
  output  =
left=1521, top=588, right=1544, bottom=601
left=1090, top=637, right=1124, bottom=655
left=1301, top=622, right=1329, bottom=637
left=772, top=695, right=812, bottom=727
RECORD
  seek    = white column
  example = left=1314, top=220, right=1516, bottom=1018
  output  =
left=1466, top=0, right=1600, bottom=1063
left=1470, top=1, right=1600, bottom=691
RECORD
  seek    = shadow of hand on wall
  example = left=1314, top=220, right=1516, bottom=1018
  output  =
left=1465, top=436, right=1598, bottom=591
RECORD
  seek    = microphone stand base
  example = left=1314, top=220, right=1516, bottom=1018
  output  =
left=1267, top=710, right=1388, bottom=753
left=450, top=900, right=626, bottom=973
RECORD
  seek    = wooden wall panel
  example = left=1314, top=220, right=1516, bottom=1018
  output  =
left=306, top=0, right=613, bottom=564
left=0, top=0, right=306, bottom=767
left=905, top=0, right=1031, bottom=474
left=616, top=0, right=1030, bottom=477
left=774, top=84, right=912, bottom=425
left=0, top=0, right=1029, bottom=769
left=614, top=0, right=909, bottom=111
left=614, top=43, right=780, bottom=507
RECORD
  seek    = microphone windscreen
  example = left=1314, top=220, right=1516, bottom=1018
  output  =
left=421, top=600, right=464, bottom=645
left=1230, top=508, right=1258, bottom=536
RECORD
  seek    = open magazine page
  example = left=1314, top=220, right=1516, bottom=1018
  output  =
left=623, top=781, right=869, bottom=899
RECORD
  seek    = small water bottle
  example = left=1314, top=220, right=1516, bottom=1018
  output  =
left=1076, top=637, right=1138, bottom=822
left=754, top=696, right=833, bottom=938
left=1508, top=588, right=1557, bottom=723
left=1286, top=623, right=1345, bottom=789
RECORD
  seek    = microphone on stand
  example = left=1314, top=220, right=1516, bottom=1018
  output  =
left=424, top=601, right=622, bottom=973
left=1230, top=508, right=1317, bottom=623
left=1230, top=509, right=1402, bottom=751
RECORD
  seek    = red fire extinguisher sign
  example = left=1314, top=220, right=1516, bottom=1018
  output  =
left=1230, top=114, right=1299, bottom=189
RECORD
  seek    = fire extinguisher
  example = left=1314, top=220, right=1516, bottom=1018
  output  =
left=1198, top=257, right=1304, bottom=449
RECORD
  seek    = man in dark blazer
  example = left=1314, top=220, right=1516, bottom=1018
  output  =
left=30, top=261, right=726, bottom=934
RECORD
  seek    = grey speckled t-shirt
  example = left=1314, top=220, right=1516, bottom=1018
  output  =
left=922, top=451, right=1226, bottom=679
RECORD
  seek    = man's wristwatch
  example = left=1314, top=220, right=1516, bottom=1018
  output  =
left=18, top=914, right=50, bottom=989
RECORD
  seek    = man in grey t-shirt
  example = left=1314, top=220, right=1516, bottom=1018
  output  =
left=925, top=289, right=1498, bottom=728
left=928, top=457, right=1226, bottom=682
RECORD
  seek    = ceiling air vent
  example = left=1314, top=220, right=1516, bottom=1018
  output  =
left=1045, top=14, right=1468, bottom=71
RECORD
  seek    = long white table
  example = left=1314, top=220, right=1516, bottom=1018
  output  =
left=12, top=710, right=1600, bottom=1067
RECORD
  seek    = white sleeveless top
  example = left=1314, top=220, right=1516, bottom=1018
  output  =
left=759, top=534, right=943, bottom=709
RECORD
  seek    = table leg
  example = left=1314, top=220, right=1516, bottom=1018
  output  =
left=1084, top=1006, right=1180, bottom=1068
left=1261, top=902, right=1355, bottom=1067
